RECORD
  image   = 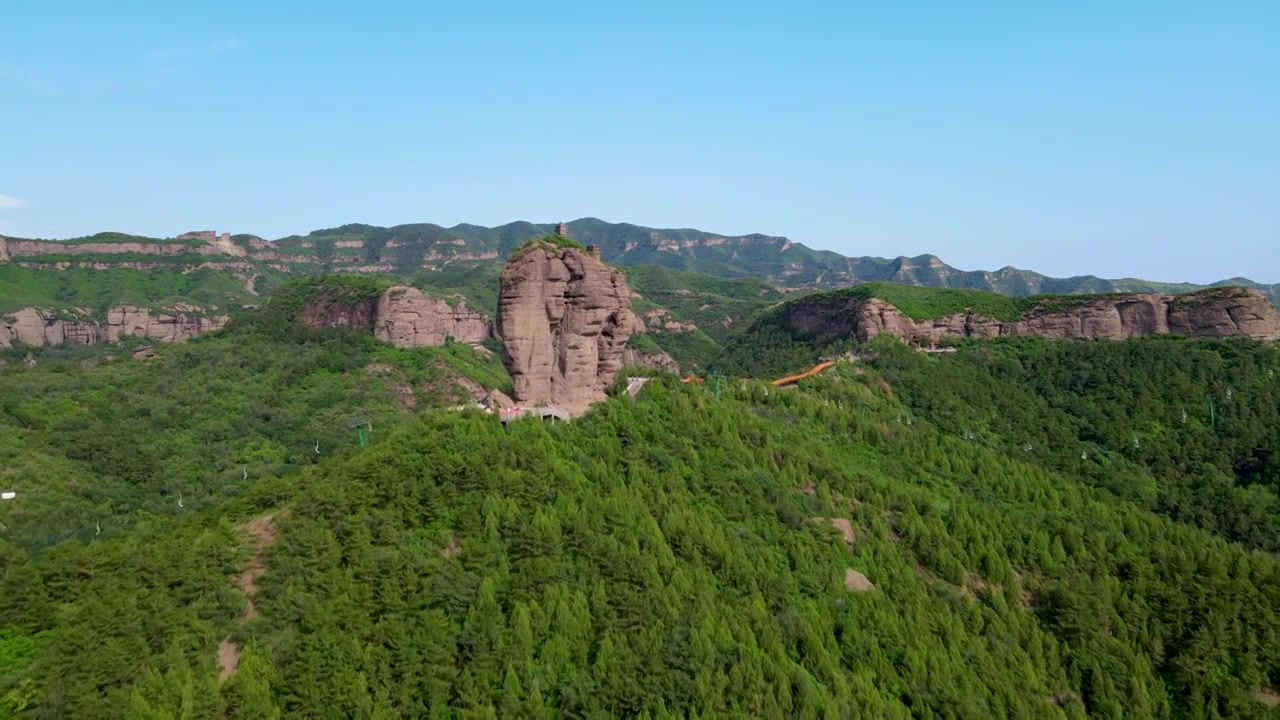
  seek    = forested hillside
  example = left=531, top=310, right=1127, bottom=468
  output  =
left=720, top=329, right=1280, bottom=548
left=3, top=325, right=1280, bottom=717
left=0, top=312, right=507, bottom=553
left=869, top=337, right=1280, bottom=553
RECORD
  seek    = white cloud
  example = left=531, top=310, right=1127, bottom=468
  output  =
left=0, top=194, right=29, bottom=209
left=145, top=38, right=245, bottom=60
left=0, top=64, right=57, bottom=95
left=93, top=38, right=245, bottom=94
left=93, top=67, right=181, bottom=95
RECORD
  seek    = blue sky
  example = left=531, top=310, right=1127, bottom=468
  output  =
left=2, top=1, right=1276, bottom=283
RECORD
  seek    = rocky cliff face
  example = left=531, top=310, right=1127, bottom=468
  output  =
left=3, top=237, right=232, bottom=258
left=296, top=297, right=377, bottom=330
left=296, top=285, right=492, bottom=346
left=783, top=287, right=1280, bottom=343
left=497, top=244, right=635, bottom=415
left=0, top=306, right=228, bottom=348
left=0, top=286, right=495, bottom=351
left=622, top=348, right=681, bottom=373
left=374, top=286, right=491, bottom=346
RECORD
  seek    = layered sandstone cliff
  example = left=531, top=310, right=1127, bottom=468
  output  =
left=497, top=243, right=636, bottom=415
left=0, top=284, right=495, bottom=351
left=374, top=287, right=491, bottom=346
left=2, top=236, right=230, bottom=258
left=783, top=287, right=1280, bottom=343
left=0, top=306, right=228, bottom=348
left=296, top=285, right=492, bottom=346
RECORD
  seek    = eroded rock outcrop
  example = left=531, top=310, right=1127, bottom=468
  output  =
left=0, top=305, right=228, bottom=348
left=483, top=388, right=516, bottom=411
left=622, top=347, right=681, bottom=373
left=639, top=307, right=697, bottom=333
left=375, top=286, right=491, bottom=346
left=295, top=285, right=492, bottom=346
left=296, top=297, right=377, bottom=330
left=783, top=287, right=1280, bottom=343
left=497, top=243, right=635, bottom=415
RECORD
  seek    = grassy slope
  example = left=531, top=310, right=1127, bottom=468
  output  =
left=0, top=264, right=264, bottom=316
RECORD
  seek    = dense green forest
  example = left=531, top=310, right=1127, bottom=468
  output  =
left=3, top=313, right=1280, bottom=716
left=0, top=311, right=507, bottom=554
left=719, top=329, right=1280, bottom=555
left=868, top=337, right=1280, bottom=553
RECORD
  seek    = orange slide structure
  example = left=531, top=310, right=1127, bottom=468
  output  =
left=674, top=362, right=832, bottom=389
left=771, top=360, right=835, bottom=387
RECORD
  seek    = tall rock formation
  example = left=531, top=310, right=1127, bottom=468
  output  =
left=782, top=287, right=1280, bottom=343
left=497, top=242, right=636, bottom=415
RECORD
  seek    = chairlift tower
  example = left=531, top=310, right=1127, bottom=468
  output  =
left=706, top=370, right=725, bottom=399
left=350, top=416, right=373, bottom=448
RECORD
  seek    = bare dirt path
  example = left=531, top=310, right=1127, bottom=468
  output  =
left=217, top=514, right=278, bottom=684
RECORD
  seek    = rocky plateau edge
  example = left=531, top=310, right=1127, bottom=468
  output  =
left=782, top=287, right=1280, bottom=342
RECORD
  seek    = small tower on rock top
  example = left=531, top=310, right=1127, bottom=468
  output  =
left=554, top=221, right=568, bottom=237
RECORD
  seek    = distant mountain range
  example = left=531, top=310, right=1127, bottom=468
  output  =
left=276, top=218, right=1280, bottom=305
left=3, top=218, right=1277, bottom=309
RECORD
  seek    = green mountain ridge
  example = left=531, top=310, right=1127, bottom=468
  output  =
left=277, top=219, right=1280, bottom=304
left=7, top=218, right=1277, bottom=375
left=6, top=219, right=1277, bottom=307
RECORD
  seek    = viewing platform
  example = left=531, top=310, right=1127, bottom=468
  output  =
left=498, top=405, right=571, bottom=423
